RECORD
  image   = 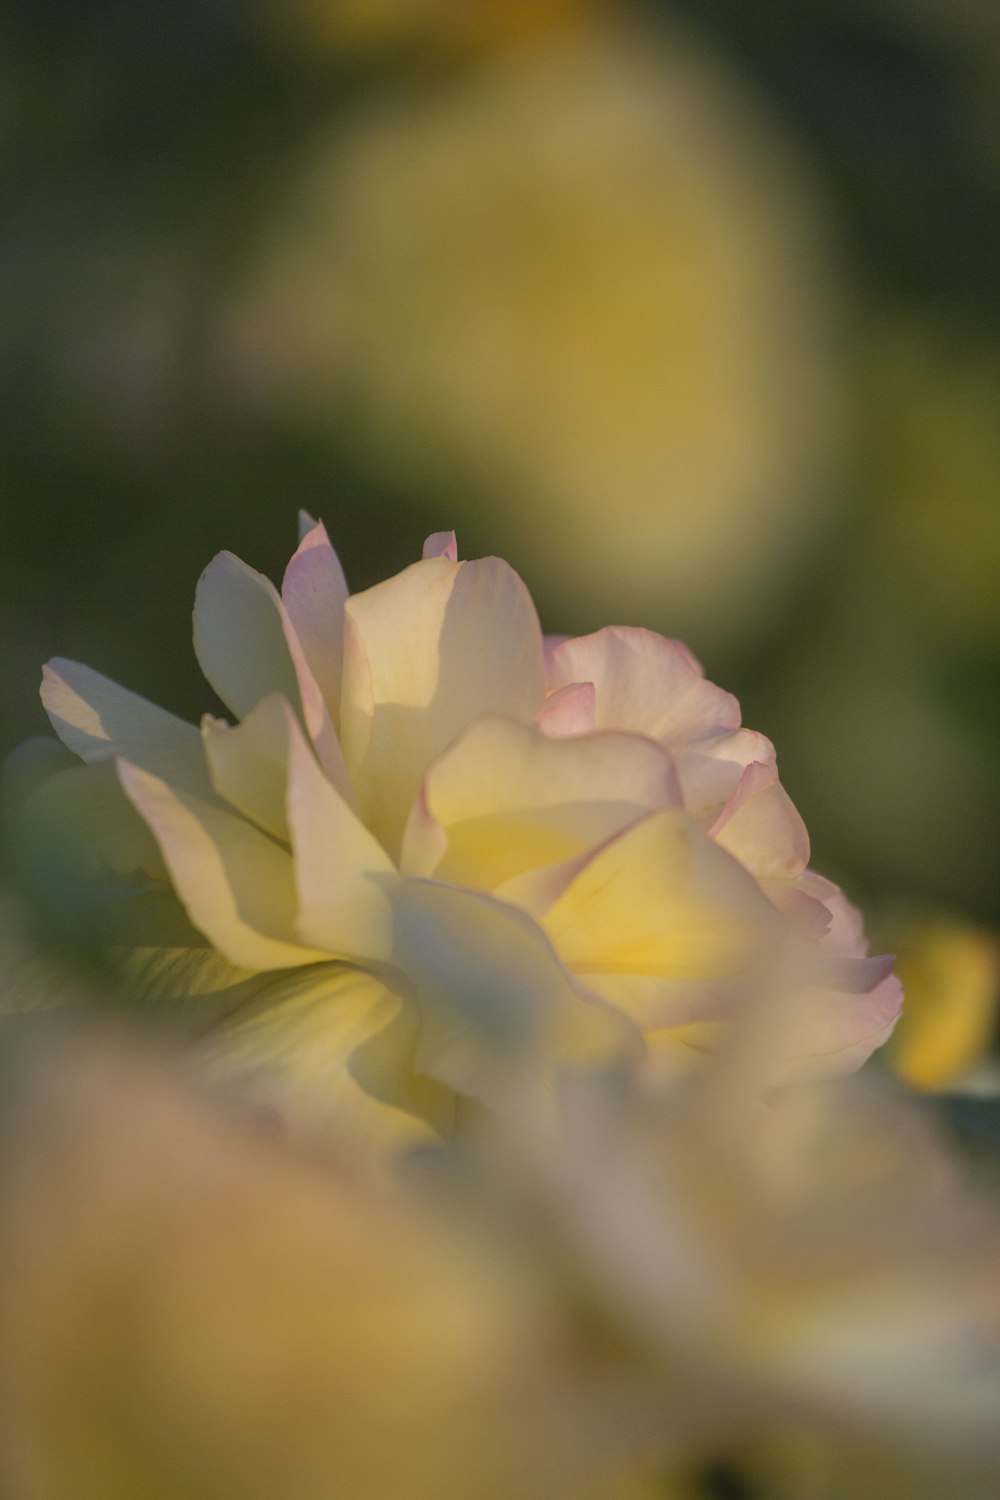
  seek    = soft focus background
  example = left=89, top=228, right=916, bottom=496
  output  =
left=2, top=0, right=999, bottom=1050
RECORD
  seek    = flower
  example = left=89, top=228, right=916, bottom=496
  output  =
left=525, top=1040, right=1000, bottom=1495
left=22, top=520, right=900, bottom=1153
left=0, top=1019, right=607, bottom=1500
left=886, top=915, right=1000, bottom=1093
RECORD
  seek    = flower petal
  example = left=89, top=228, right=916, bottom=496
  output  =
left=422, top=530, right=458, bottom=561
left=543, top=808, right=779, bottom=1000
left=709, top=761, right=810, bottom=880
left=389, top=878, right=638, bottom=1116
left=193, top=551, right=350, bottom=796
left=41, top=659, right=211, bottom=796
left=117, top=760, right=326, bottom=972
left=672, top=727, right=777, bottom=826
left=24, top=760, right=166, bottom=878
left=202, top=692, right=398, bottom=964
left=281, top=519, right=349, bottom=729
left=400, top=716, right=680, bottom=896
left=285, top=710, right=397, bottom=962
left=781, top=970, right=904, bottom=1079
left=545, top=627, right=740, bottom=745
left=197, top=964, right=453, bottom=1159
left=537, top=681, right=597, bottom=738
left=202, top=695, right=294, bottom=843
left=341, top=556, right=546, bottom=856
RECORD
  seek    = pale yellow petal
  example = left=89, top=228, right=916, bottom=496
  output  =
left=193, top=550, right=351, bottom=796
left=202, top=695, right=295, bottom=843
left=285, top=713, right=397, bottom=962
left=390, top=878, right=637, bottom=1114
left=342, top=556, right=545, bottom=856
left=117, top=761, right=327, bottom=972
left=709, top=761, right=810, bottom=880
left=543, top=808, right=777, bottom=993
left=400, top=715, right=679, bottom=895
left=199, top=964, right=453, bottom=1159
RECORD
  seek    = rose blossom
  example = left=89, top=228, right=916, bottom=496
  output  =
left=22, top=519, right=900, bottom=1153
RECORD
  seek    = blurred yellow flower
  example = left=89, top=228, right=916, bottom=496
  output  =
left=20, top=522, right=899, bottom=1154
left=278, top=0, right=591, bottom=58
left=541, top=1037, right=1000, bottom=1490
left=887, top=916, right=1000, bottom=1092
left=0, top=1023, right=598, bottom=1500
left=228, top=18, right=842, bottom=652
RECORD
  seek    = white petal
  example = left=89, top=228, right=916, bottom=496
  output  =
left=41, top=659, right=211, bottom=796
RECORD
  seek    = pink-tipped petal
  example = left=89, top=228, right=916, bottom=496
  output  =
left=281, top=519, right=349, bottom=728
left=194, top=550, right=351, bottom=801
left=788, top=971, right=904, bottom=1079
left=673, top=727, right=777, bottom=826
left=546, top=627, right=740, bottom=746
left=709, top=762, right=810, bottom=881
left=537, top=681, right=597, bottom=738
left=421, top=530, right=458, bottom=562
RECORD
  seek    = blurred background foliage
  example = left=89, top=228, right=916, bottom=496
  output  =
left=2, top=0, right=998, bottom=1049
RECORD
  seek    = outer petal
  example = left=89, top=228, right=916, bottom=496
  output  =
left=24, top=760, right=166, bottom=878
left=117, top=761, right=327, bottom=972
left=281, top=519, right=349, bottom=729
left=777, top=969, right=903, bottom=1081
left=399, top=716, right=680, bottom=895
left=197, top=964, right=453, bottom=1159
left=709, top=761, right=810, bottom=881
left=204, top=693, right=397, bottom=964
left=193, top=551, right=350, bottom=797
left=6, top=735, right=166, bottom=879
left=41, top=659, right=212, bottom=797
left=421, top=530, right=458, bottom=561
left=545, top=627, right=740, bottom=745
left=672, top=726, right=777, bottom=826
left=776, top=876, right=902, bottom=1077
left=341, top=556, right=546, bottom=857
left=109, top=889, right=277, bottom=1029
left=389, top=878, right=638, bottom=1118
